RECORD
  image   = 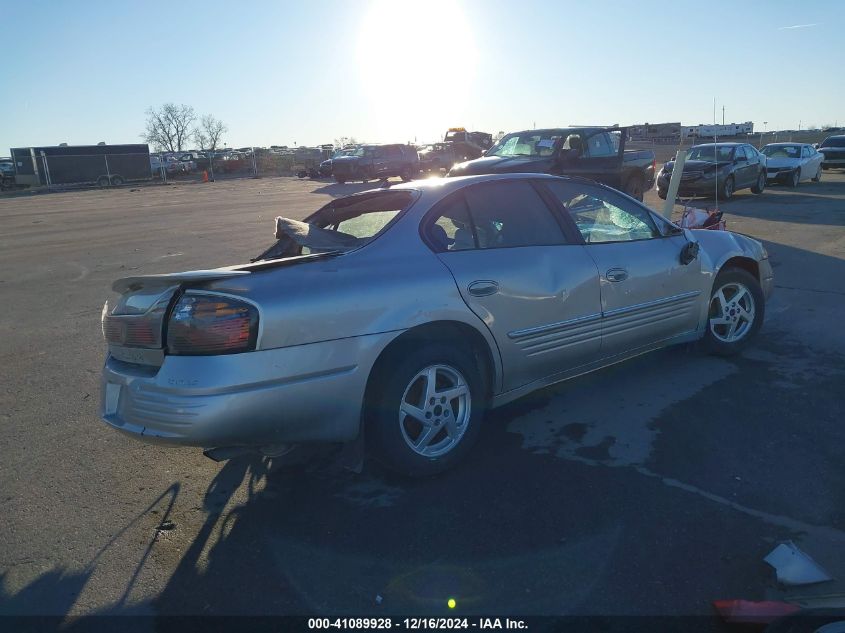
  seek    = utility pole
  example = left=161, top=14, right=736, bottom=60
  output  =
left=722, top=106, right=725, bottom=125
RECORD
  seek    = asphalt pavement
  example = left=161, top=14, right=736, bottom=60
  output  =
left=1, top=173, right=843, bottom=625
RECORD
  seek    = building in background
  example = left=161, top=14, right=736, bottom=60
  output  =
left=681, top=122, right=754, bottom=139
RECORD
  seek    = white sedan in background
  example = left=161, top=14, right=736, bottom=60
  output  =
left=761, top=143, right=823, bottom=187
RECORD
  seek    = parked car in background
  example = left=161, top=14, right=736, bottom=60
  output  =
left=0, top=159, right=15, bottom=190
left=331, top=144, right=419, bottom=183
left=419, top=143, right=457, bottom=173
left=448, top=127, right=656, bottom=201
left=657, top=143, right=767, bottom=200
left=320, top=147, right=357, bottom=177
left=100, top=173, right=772, bottom=476
left=761, top=143, right=823, bottom=186
left=817, top=135, right=845, bottom=170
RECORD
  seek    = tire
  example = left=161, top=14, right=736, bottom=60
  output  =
left=812, top=166, right=822, bottom=182
left=400, top=167, right=417, bottom=182
left=96, top=176, right=111, bottom=187
left=788, top=168, right=800, bottom=188
left=702, top=268, right=765, bottom=356
left=366, top=342, right=487, bottom=477
left=623, top=174, right=645, bottom=201
left=657, top=188, right=667, bottom=200
left=750, top=170, right=766, bottom=194
left=334, top=175, right=346, bottom=184
left=110, top=175, right=125, bottom=186
left=718, top=175, right=735, bottom=200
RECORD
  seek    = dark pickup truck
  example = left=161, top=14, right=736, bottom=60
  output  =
left=448, top=127, right=656, bottom=201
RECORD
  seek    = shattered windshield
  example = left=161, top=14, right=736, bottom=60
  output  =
left=486, top=130, right=565, bottom=157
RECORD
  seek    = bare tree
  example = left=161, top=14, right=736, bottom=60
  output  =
left=193, top=114, right=227, bottom=153
left=143, top=103, right=196, bottom=152
left=334, top=136, right=358, bottom=149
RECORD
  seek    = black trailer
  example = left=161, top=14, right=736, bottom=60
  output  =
left=9, top=144, right=151, bottom=187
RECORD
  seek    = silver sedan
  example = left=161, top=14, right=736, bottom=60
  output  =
left=101, top=174, right=773, bottom=476
left=761, top=143, right=824, bottom=186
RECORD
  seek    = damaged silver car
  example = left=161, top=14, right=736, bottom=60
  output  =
left=101, top=174, right=773, bottom=476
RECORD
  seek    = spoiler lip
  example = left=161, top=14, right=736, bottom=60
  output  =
left=111, top=269, right=250, bottom=294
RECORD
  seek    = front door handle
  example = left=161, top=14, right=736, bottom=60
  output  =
left=605, top=268, right=628, bottom=282
left=468, top=280, right=499, bottom=297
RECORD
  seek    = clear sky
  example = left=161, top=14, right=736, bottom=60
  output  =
left=1, top=0, right=843, bottom=152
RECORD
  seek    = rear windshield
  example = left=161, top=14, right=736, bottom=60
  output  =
left=256, top=190, right=415, bottom=260
left=762, top=145, right=801, bottom=158
left=820, top=137, right=845, bottom=148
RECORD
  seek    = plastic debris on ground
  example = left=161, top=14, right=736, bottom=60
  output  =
left=713, top=599, right=801, bottom=624
left=679, top=205, right=727, bottom=231
left=765, top=541, right=834, bottom=586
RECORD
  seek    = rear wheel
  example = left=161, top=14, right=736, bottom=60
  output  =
left=751, top=170, right=766, bottom=194
left=702, top=268, right=765, bottom=356
left=334, top=175, right=346, bottom=184
left=718, top=175, right=735, bottom=200
left=96, top=175, right=111, bottom=187
left=110, top=175, right=125, bottom=186
left=657, top=188, right=667, bottom=200
left=623, top=174, right=645, bottom=201
left=367, top=343, right=486, bottom=477
left=788, top=168, right=800, bottom=188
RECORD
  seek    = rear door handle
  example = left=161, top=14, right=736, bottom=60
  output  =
left=605, top=268, right=628, bottom=282
left=468, top=280, right=499, bottom=297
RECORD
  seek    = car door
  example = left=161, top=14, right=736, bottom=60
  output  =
left=732, top=146, right=751, bottom=187
left=371, top=147, right=388, bottom=176
left=426, top=179, right=603, bottom=391
left=542, top=180, right=706, bottom=357
left=744, top=145, right=763, bottom=183
left=556, top=130, right=624, bottom=188
left=800, top=145, right=813, bottom=179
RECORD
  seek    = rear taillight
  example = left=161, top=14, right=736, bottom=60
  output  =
left=166, top=294, right=259, bottom=355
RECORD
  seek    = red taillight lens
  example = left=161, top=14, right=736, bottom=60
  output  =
left=103, top=318, right=157, bottom=347
left=167, top=294, right=259, bottom=355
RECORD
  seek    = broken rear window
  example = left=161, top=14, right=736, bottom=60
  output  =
left=255, top=190, right=415, bottom=261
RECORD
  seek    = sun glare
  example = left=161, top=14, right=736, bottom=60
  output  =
left=356, top=0, right=478, bottom=142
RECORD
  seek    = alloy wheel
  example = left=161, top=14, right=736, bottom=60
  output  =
left=708, top=282, right=756, bottom=343
left=398, top=364, right=471, bottom=457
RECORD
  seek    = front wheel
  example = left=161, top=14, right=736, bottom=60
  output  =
left=702, top=268, right=765, bottom=356
left=367, top=343, right=486, bottom=477
left=334, top=175, right=346, bottom=184
left=812, top=166, right=822, bottom=182
left=751, top=170, right=766, bottom=194
left=719, top=175, right=735, bottom=200
left=788, top=168, right=800, bottom=188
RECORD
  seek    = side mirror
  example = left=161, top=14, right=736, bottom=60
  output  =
left=680, top=241, right=700, bottom=265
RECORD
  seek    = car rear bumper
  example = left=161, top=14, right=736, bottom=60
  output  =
left=100, top=332, right=398, bottom=448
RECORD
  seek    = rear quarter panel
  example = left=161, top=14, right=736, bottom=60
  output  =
left=200, top=220, right=504, bottom=390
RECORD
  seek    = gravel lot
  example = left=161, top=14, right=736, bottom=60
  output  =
left=1, top=173, right=843, bottom=623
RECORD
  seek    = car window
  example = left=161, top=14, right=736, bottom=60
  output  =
left=802, top=146, right=811, bottom=158
left=463, top=181, right=566, bottom=249
left=584, top=132, right=615, bottom=158
left=544, top=181, right=659, bottom=243
left=745, top=145, right=758, bottom=158
left=385, top=145, right=402, bottom=158
left=735, top=147, right=747, bottom=161
left=426, top=194, right=476, bottom=252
